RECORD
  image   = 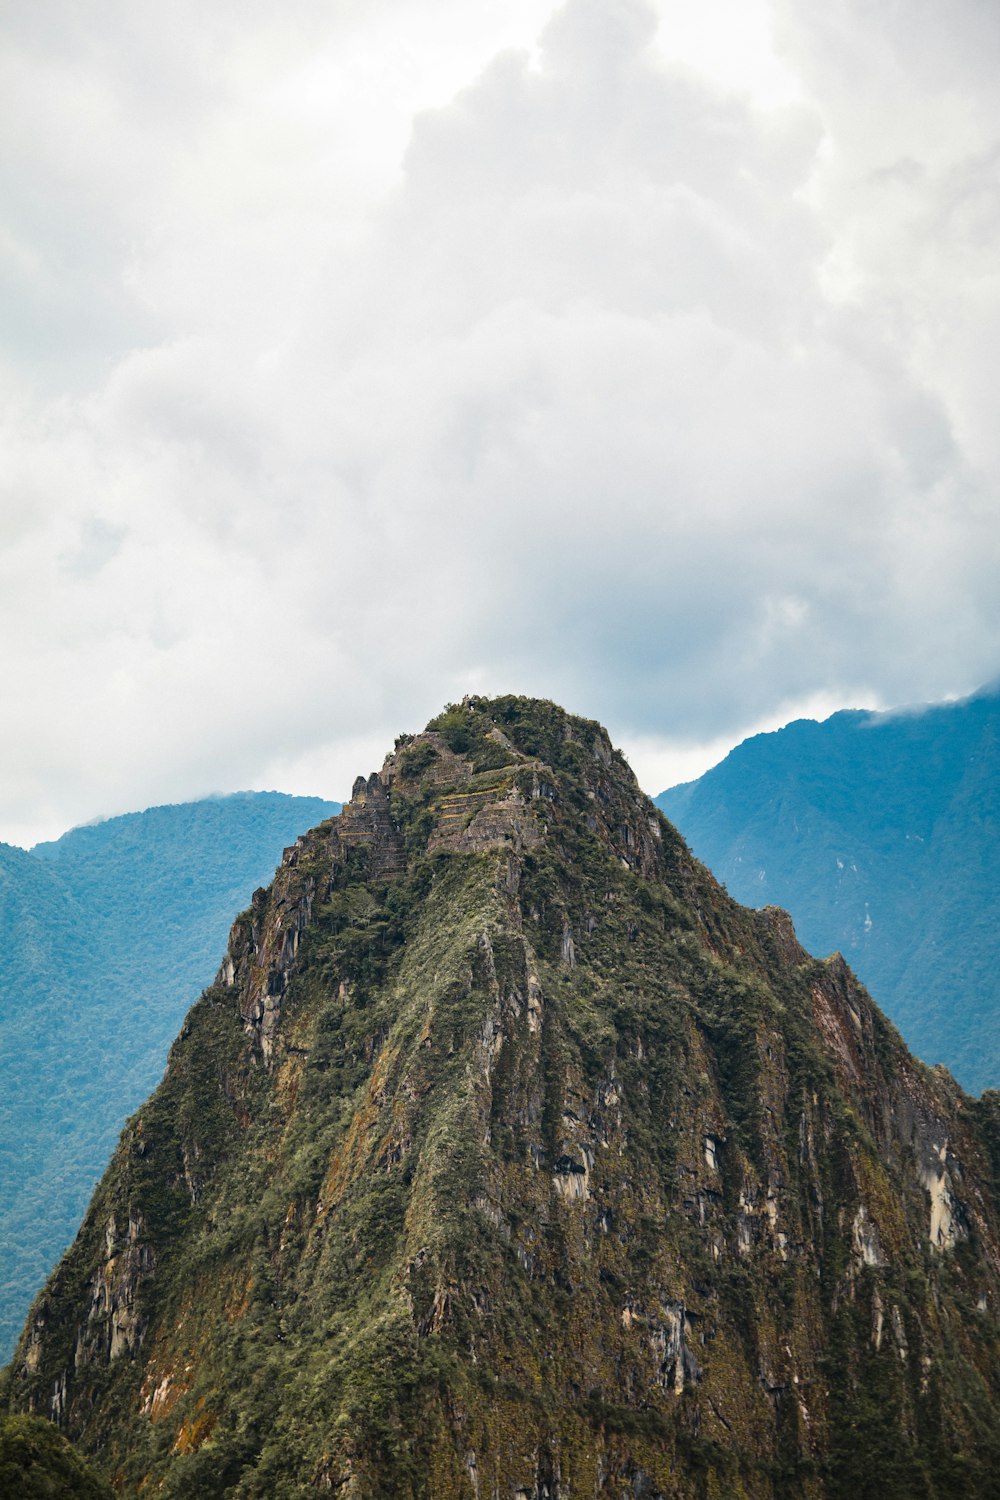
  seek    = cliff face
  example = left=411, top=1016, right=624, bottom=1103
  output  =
left=6, top=697, right=1000, bottom=1499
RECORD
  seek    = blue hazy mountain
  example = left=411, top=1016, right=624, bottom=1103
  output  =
left=657, top=684, right=1000, bottom=1095
left=0, top=791, right=340, bottom=1361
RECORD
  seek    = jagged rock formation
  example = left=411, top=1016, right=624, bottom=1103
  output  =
left=5, top=698, right=1000, bottom=1499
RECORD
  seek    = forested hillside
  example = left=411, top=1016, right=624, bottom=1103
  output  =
left=658, top=685, right=1000, bottom=1092
left=0, top=791, right=340, bottom=1360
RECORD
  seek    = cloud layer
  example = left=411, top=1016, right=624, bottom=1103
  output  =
left=2, top=0, right=999, bottom=842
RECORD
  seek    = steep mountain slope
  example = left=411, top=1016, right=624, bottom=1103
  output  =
left=0, top=792, right=340, bottom=1362
left=657, top=685, right=1000, bottom=1093
left=6, top=698, right=1000, bottom=1499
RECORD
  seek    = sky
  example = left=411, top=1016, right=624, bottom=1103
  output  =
left=2, top=0, right=1000, bottom=848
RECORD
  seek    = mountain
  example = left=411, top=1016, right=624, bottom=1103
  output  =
left=656, top=684, right=1000, bottom=1094
left=0, top=791, right=340, bottom=1363
left=0, top=844, right=103, bottom=1362
left=5, top=696, right=1000, bottom=1498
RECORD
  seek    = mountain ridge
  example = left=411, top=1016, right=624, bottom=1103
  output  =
left=656, top=683, right=1000, bottom=1092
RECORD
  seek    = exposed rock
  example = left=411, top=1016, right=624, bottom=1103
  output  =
left=852, top=1204, right=885, bottom=1268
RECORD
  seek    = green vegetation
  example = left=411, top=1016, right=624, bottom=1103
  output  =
left=0, top=1413, right=113, bottom=1498
left=658, top=684, right=1000, bottom=1092
left=0, top=790, right=340, bottom=1360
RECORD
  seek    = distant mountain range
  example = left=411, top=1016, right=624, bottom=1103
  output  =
left=0, top=791, right=340, bottom=1361
left=657, top=683, right=1000, bottom=1094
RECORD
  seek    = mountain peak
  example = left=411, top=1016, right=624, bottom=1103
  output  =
left=223, top=697, right=670, bottom=1066
left=376, top=695, right=653, bottom=871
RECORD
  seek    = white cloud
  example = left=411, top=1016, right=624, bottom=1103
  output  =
left=1, top=0, right=999, bottom=843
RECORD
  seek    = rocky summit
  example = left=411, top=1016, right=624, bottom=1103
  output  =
left=5, top=697, right=1000, bottom=1499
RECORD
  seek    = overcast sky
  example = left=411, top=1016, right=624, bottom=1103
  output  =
left=2, top=0, right=999, bottom=847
